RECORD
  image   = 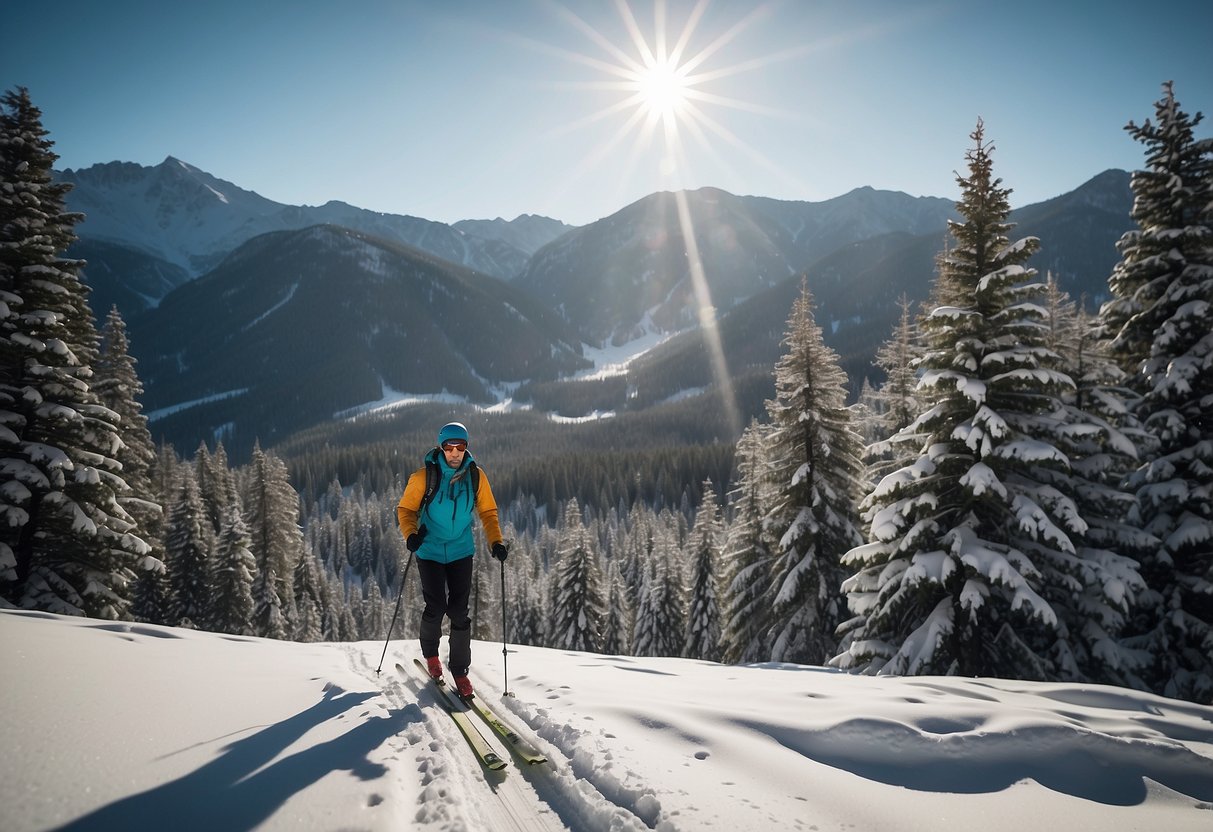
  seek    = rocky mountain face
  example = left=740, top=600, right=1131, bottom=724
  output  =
left=56, top=157, right=572, bottom=316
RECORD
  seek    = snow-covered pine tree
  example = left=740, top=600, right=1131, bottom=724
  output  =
left=322, top=571, right=357, bottom=641
left=130, top=554, right=171, bottom=625
left=601, top=557, right=633, bottom=655
left=549, top=499, right=606, bottom=652
left=1037, top=274, right=1148, bottom=683
left=133, top=446, right=178, bottom=624
left=511, top=543, right=548, bottom=647
left=210, top=505, right=256, bottom=635
left=865, top=295, right=926, bottom=486
left=164, top=468, right=215, bottom=629
left=196, top=441, right=238, bottom=538
left=292, top=544, right=326, bottom=642
left=631, top=522, right=686, bottom=657
left=684, top=479, right=723, bottom=661
left=1100, top=82, right=1213, bottom=703
left=0, top=88, right=150, bottom=618
left=94, top=306, right=162, bottom=555
left=620, top=502, right=654, bottom=591
left=721, top=420, right=777, bottom=663
left=854, top=379, right=882, bottom=447
left=834, top=122, right=1086, bottom=679
left=764, top=280, right=864, bottom=665
left=244, top=442, right=304, bottom=637
left=362, top=579, right=386, bottom=641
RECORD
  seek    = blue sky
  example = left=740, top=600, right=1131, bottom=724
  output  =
left=5, top=0, right=1211, bottom=227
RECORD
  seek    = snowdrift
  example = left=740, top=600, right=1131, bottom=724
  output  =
left=2, top=608, right=1211, bottom=831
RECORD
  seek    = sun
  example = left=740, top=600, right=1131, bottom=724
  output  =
left=631, top=57, right=691, bottom=122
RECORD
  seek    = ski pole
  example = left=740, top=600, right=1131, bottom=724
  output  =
left=499, top=550, right=509, bottom=698
left=376, top=550, right=415, bottom=675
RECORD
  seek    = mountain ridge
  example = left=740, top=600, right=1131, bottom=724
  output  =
left=56, top=157, right=574, bottom=316
left=66, top=155, right=1133, bottom=457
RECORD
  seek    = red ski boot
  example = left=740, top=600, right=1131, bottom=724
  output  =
left=453, top=675, right=474, bottom=698
left=425, top=656, right=443, bottom=680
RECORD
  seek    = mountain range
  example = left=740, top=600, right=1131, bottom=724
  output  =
left=55, top=158, right=1135, bottom=458
left=58, top=157, right=571, bottom=310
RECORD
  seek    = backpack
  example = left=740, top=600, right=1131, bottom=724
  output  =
left=420, top=455, right=480, bottom=512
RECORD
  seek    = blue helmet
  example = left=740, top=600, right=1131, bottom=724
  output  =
left=437, top=421, right=469, bottom=446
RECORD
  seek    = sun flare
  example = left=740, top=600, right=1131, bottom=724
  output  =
left=536, top=1, right=809, bottom=440
left=631, top=58, right=691, bottom=122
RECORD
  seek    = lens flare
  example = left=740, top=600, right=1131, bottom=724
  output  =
left=632, top=57, right=690, bottom=122
left=529, top=0, right=818, bottom=438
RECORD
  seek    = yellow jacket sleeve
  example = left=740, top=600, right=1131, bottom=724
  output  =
left=475, top=469, right=504, bottom=547
left=396, top=468, right=427, bottom=539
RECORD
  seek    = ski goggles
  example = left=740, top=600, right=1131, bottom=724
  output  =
left=441, top=440, right=468, bottom=452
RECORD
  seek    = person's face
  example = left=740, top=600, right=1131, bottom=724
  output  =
left=441, top=440, right=467, bottom=465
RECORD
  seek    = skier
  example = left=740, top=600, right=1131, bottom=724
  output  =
left=397, top=422, right=509, bottom=697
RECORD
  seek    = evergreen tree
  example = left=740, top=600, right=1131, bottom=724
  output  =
left=196, top=441, right=238, bottom=537
left=251, top=559, right=287, bottom=640
left=601, top=558, right=633, bottom=655
left=321, top=571, right=355, bottom=641
left=721, top=420, right=776, bottom=663
left=0, top=88, right=150, bottom=618
left=133, top=444, right=178, bottom=624
left=362, top=579, right=386, bottom=642
left=94, top=306, right=162, bottom=557
left=684, top=479, right=723, bottom=660
left=245, top=443, right=303, bottom=636
left=1100, top=83, right=1213, bottom=703
left=631, top=524, right=685, bottom=657
left=130, top=555, right=172, bottom=625
left=865, top=295, right=926, bottom=486
left=210, top=506, right=256, bottom=635
left=765, top=281, right=864, bottom=665
left=835, top=122, right=1087, bottom=679
left=550, top=499, right=605, bottom=652
left=1038, top=275, right=1148, bottom=682
left=854, top=378, right=882, bottom=447
left=511, top=546, right=548, bottom=647
left=164, top=469, right=214, bottom=629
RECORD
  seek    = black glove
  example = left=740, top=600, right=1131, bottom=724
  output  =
left=406, top=525, right=427, bottom=552
left=491, top=541, right=509, bottom=562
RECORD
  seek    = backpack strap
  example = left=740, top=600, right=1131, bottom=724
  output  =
left=421, top=457, right=440, bottom=511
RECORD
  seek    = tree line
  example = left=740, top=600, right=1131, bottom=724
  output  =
left=2, top=83, right=1208, bottom=704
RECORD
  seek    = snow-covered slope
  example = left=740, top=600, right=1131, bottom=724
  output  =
left=3, top=609, right=1211, bottom=831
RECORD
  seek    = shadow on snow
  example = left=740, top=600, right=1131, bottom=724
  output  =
left=53, top=686, right=414, bottom=832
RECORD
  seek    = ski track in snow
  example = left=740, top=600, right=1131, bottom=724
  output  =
left=343, top=644, right=649, bottom=832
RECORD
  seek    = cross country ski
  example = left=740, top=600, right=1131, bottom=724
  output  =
left=400, top=660, right=506, bottom=772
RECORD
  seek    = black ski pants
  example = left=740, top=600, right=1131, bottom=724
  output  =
left=417, top=555, right=474, bottom=676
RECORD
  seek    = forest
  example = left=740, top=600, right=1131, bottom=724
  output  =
left=2, top=82, right=1209, bottom=705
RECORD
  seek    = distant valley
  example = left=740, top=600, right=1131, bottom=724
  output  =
left=57, top=158, right=1134, bottom=459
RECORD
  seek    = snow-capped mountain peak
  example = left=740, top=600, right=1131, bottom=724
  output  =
left=55, top=158, right=571, bottom=286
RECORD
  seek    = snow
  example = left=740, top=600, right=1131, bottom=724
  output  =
left=574, top=329, right=673, bottom=382
left=243, top=281, right=299, bottom=331
left=145, top=389, right=249, bottom=422
left=549, top=410, right=616, bottom=424
left=334, top=384, right=472, bottom=421
left=3, top=610, right=1212, bottom=832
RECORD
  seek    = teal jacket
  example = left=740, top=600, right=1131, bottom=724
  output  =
left=396, top=448, right=503, bottom=564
